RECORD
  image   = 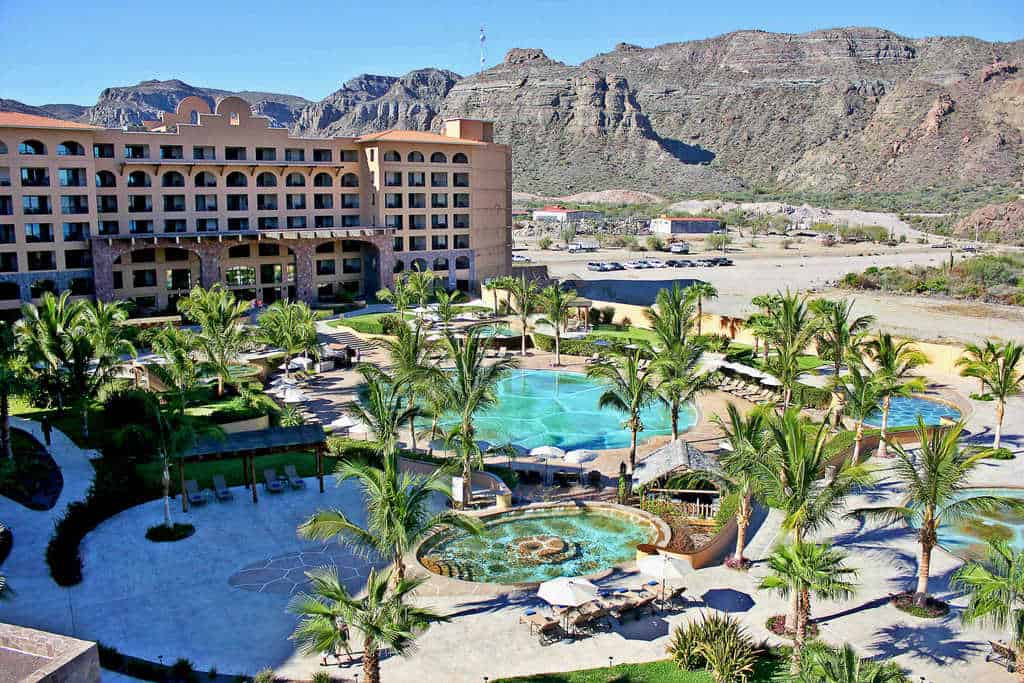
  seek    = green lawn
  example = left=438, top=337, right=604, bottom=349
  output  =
left=10, top=397, right=110, bottom=449
left=135, top=450, right=333, bottom=492
left=587, top=324, right=657, bottom=344
left=493, top=654, right=787, bottom=682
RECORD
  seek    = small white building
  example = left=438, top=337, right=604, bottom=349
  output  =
left=650, top=216, right=722, bottom=234
left=531, top=205, right=604, bottom=223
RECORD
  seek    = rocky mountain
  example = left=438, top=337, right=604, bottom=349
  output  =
left=3, top=27, right=1022, bottom=200
left=0, top=98, right=88, bottom=120
left=953, top=200, right=1024, bottom=245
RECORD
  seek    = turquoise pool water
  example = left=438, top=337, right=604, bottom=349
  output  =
left=928, top=488, right=1024, bottom=562
left=864, top=396, right=961, bottom=428
left=418, top=507, right=658, bottom=584
left=442, top=369, right=689, bottom=450
left=474, top=325, right=518, bottom=338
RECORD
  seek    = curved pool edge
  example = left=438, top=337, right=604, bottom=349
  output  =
left=916, top=484, right=1024, bottom=566
left=411, top=501, right=672, bottom=593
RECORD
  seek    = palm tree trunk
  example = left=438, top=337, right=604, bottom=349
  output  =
left=671, top=403, right=679, bottom=441
left=915, top=541, right=933, bottom=603
left=493, top=288, right=499, bottom=314
left=408, top=414, right=417, bottom=452
left=783, top=387, right=792, bottom=410
left=877, top=395, right=890, bottom=458
left=697, top=300, right=703, bottom=336
left=217, top=375, right=224, bottom=398
left=81, top=402, right=89, bottom=441
left=521, top=317, right=528, bottom=356
left=392, top=552, right=406, bottom=587
left=994, top=401, right=1004, bottom=451
left=161, top=455, right=173, bottom=528
left=629, top=428, right=637, bottom=471
left=853, top=421, right=864, bottom=463
left=554, top=331, right=561, bottom=366
left=461, top=440, right=473, bottom=509
left=734, top=497, right=750, bottom=562
left=792, top=589, right=808, bottom=675
left=1, top=391, right=11, bottom=459
left=363, top=640, right=380, bottom=683
left=427, top=417, right=438, bottom=457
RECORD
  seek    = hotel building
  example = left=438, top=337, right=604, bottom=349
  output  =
left=0, top=97, right=512, bottom=319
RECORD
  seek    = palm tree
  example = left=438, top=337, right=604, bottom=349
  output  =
left=537, top=284, right=576, bottom=366
left=298, top=448, right=481, bottom=584
left=748, top=293, right=781, bottom=360
left=290, top=567, right=446, bottom=683
left=433, top=287, right=462, bottom=325
left=646, top=282, right=695, bottom=348
left=849, top=419, right=1016, bottom=605
left=863, top=334, right=927, bottom=457
left=830, top=363, right=883, bottom=463
left=0, top=322, right=29, bottom=459
left=810, top=299, right=875, bottom=379
left=379, top=323, right=434, bottom=452
left=177, top=285, right=250, bottom=397
left=344, top=366, right=419, bottom=460
left=760, top=541, right=858, bottom=674
left=587, top=349, right=656, bottom=472
left=764, top=291, right=820, bottom=408
left=651, top=341, right=715, bottom=440
left=435, top=328, right=518, bottom=505
left=686, top=282, right=718, bottom=337
left=799, top=643, right=905, bottom=683
left=952, top=538, right=1024, bottom=682
left=69, top=300, right=137, bottom=439
left=15, top=291, right=84, bottom=413
left=956, top=339, right=999, bottom=395
left=714, top=403, right=771, bottom=565
left=508, top=274, right=540, bottom=356
left=958, top=340, right=1023, bottom=451
left=148, top=325, right=201, bottom=412
left=405, top=269, right=436, bottom=309
left=377, top=273, right=413, bottom=316
left=256, top=300, right=320, bottom=379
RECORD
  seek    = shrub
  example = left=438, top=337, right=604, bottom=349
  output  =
left=705, top=233, right=732, bottom=250
left=310, top=673, right=332, bottom=683
left=379, top=314, right=403, bottom=336
left=101, top=388, right=160, bottom=462
left=253, top=668, right=277, bottom=683
left=891, top=592, right=949, bottom=618
left=622, top=235, right=640, bottom=251
left=668, top=612, right=757, bottom=681
left=538, top=235, right=553, bottom=250
left=145, top=523, right=195, bottom=543
left=713, top=491, right=740, bottom=532
left=601, top=306, right=615, bottom=325
left=645, top=235, right=665, bottom=251
left=169, top=658, right=198, bottom=683
left=559, top=223, right=577, bottom=246
left=985, top=447, right=1015, bottom=460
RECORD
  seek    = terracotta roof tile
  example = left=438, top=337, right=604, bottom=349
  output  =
left=0, top=111, right=99, bottom=130
left=356, top=130, right=484, bottom=146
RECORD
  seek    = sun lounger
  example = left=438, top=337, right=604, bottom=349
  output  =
left=519, top=611, right=563, bottom=646
left=284, top=464, right=307, bottom=490
left=184, top=479, right=209, bottom=506
left=586, top=353, right=601, bottom=364
left=212, top=474, right=233, bottom=501
left=986, top=640, right=1017, bottom=672
left=570, top=604, right=612, bottom=634
left=263, top=469, right=285, bottom=493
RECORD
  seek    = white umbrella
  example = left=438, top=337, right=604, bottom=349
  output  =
left=530, top=445, right=565, bottom=460
left=270, top=375, right=297, bottom=387
left=564, top=449, right=597, bottom=464
left=537, top=577, right=598, bottom=608
left=279, top=357, right=313, bottom=372
left=760, top=376, right=782, bottom=387
left=637, top=554, right=692, bottom=605
left=280, top=387, right=309, bottom=404
left=327, top=415, right=357, bottom=432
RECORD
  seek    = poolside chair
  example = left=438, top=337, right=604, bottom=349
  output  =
left=586, top=352, right=601, bottom=364
left=263, top=469, right=285, bottom=493
left=212, top=474, right=233, bottom=502
left=284, top=464, right=307, bottom=490
left=184, top=479, right=209, bottom=506
left=571, top=604, right=612, bottom=634
left=986, top=641, right=1017, bottom=672
left=519, top=611, right=563, bottom=646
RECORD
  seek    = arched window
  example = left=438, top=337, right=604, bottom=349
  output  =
left=57, top=141, right=85, bottom=156
left=452, top=152, right=469, bottom=164
left=127, top=170, right=151, bottom=187
left=433, top=257, right=449, bottom=271
left=340, top=173, right=359, bottom=187
left=393, top=260, right=405, bottom=273
left=95, top=170, right=117, bottom=188
left=455, top=255, right=471, bottom=270
left=229, top=111, right=240, bottom=126
left=285, top=172, right=305, bottom=187
left=226, top=171, right=248, bottom=187
left=407, top=151, right=424, bottom=163
left=0, top=140, right=7, bottom=155
left=19, top=140, right=46, bottom=155
left=430, top=152, right=447, bottom=163
left=194, top=171, right=217, bottom=188
left=313, top=172, right=332, bottom=187
left=161, top=171, right=185, bottom=188
left=383, top=150, right=401, bottom=162
left=30, top=279, right=58, bottom=298
left=0, top=282, right=19, bottom=300
left=411, top=258, right=429, bottom=272
left=256, top=172, right=277, bottom=188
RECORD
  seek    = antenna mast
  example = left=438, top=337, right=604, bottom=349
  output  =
left=479, top=25, right=486, bottom=73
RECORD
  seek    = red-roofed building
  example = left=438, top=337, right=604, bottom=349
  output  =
left=651, top=215, right=722, bottom=234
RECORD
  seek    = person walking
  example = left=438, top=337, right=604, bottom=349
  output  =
left=41, top=416, right=52, bottom=447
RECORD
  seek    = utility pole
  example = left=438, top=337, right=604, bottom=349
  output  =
left=479, top=25, right=486, bottom=73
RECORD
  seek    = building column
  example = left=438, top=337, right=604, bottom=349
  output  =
left=197, top=243, right=222, bottom=289
left=374, top=234, right=396, bottom=290
left=292, top=241, right=316, bottom=303
left=446, top=250, right=457, bottom=289
left=90, top=241, right=117, bottom=302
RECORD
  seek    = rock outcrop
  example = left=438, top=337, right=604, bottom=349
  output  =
left=953, top=200, right=1024, bottom=245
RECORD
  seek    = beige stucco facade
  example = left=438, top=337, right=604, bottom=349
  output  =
left=0, top=98, right=512, bottom=317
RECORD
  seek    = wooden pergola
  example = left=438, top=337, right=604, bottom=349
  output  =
left=179, top=424, right=328, bottom=510
left=569, top=297, right=594, bottom=325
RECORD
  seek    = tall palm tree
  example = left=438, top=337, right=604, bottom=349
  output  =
left=799, top=643, right=905, bottom=683
left=760, top=541, right=858, bottom=674
left=587, top=349, right=656, bottom=472
left=508, top=274, right=540, bottom=356
left=67, top=300, right=137, bottom=438
left=298, top=448, right=481, bottom=584
left=646, top=282, right=695, bottom=348
left=958, top=340, right=1023, bottom=451
left=435, top=328, right=518, bottom=505
left=15, top=291, right=84, bottom=413
left=714, top=403, right=771, bottom=565
left=256, top=300, right=320, bottom=379
left=863, top=333, right=927, bottom=458
left=686, top=282, right=718, bottom=337
left=290, top=567, right=446, bottom=683
left=849, top=419, right=1016, bottom=605
left=956, top=339, right=999, bottom=395
left=178, top=285, right=251, bottom=397
left=650, top=341, right=715, bottom=440
left=433, top=288, right=462, bottom=325
left=405, top=269, right=436, bottom=309
left=148, top=325, right=201, bottom=412
left=379, top=324, right=434, bottom=452
left=748, top=293, right=781, bottom=360
left=0, top=322, right=29, bottom=459
left=810, top=299, right=875, bottom=379
left=537, top=284, right=576, bottom=366
left=344, top=366, right=419, bottom=460
left=764, top=291, right=820, bottom=408
left=830, top=362, right=883, bottom=463
left=952, top=538, right=1024, bottom=682
left=377, top=273, right=413, bottom=316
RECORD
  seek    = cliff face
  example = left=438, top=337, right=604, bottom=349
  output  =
left=3, top=27, right=1022, bottom=197
left=954, top=200, right=1024, bottom=245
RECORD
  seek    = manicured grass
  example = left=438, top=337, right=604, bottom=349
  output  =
left=9, top=397, right=109, bottom=449
left=493, top=654, right=787, bottom=682
left=587, top=324, right=657, bottom=344
left=135, top=450, right=330, bottom=492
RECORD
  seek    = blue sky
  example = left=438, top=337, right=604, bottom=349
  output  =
left=2, top=0, right=1021, bottom=105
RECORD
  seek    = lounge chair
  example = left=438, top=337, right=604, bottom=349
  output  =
left=184, top=479, right=209, bottom=506
left=263, top=469, right=285, bottom=493
left=570, top=604, right=612, bottom=634
left=664, top=585, right=688, bottom=609
left=519, top=611, right=563, bottom=646
left=586, top=353, right=601, bottom=364
left=212, top=474, right=233, bottom=502
left=986, top=641, right=1017, bottom=672
left=284, top=464, right=307, bottom=490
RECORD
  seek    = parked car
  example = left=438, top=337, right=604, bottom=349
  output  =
left=645, top=259, right=666, bottom=268
left=931, top=241, right=954, bottom=249
left=587, top=261, right=604, bottom=271
left=669, top=243, right=691, bottom=254
left=624, top=260, right=648, bottom=269
left=512, top=254, right=532, bottom=263
left=606, top=261, right=625, bottom=271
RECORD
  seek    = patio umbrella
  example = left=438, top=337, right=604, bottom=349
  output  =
left=326, top=415, right=357, bottom=433
left=537, top=577, right=599, bottom=609
left=270, top=375, right=297, bottom=387
left=564, top=449, right=597, bottom=464
left=530, top=445, right=565, bottom=460
left=280, top=387, right=309, bottom=404
left=637, top=554, right=692, bottom=605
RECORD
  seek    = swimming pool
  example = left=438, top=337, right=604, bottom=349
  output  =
left=928, top=488, right=1024, bottom=562
left=418, top=505, right=660, bottom=584
left=473, top=325, right=518, bottom=338
left=441, top=369, right=690, bottom=450
left=864, top=396, right=961, bottom=428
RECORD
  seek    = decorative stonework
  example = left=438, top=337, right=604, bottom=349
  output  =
left=228, top=545, right=387, bottom=595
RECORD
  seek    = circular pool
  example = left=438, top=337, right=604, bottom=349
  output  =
left=923, top=488, right=1024, bottom=562
left=864, top=395, right=961, bottom=429
left=440, top=369, right=691, bottom=450
left=418, top=504, right=663, bottom=584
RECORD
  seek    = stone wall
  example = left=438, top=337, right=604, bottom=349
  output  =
left=0, top=622, right=100, bottom=683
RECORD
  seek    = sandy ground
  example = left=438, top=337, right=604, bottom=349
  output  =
left=521, top=234, right=1024, bottom=344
